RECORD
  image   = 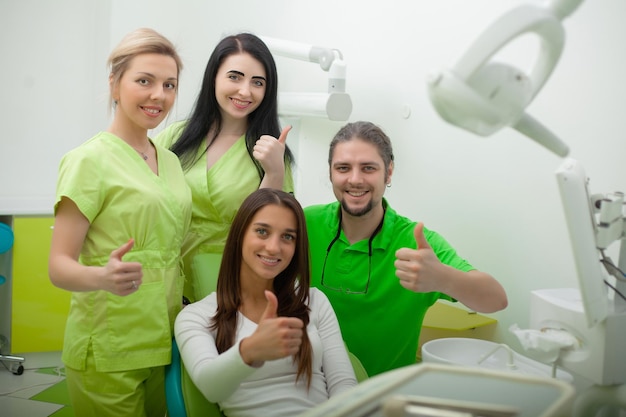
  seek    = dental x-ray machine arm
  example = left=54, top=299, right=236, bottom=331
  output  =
left=260, top=36, right=352, bottom=121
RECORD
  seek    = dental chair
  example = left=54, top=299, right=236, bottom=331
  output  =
left=165, top=253, right=368, bottom=417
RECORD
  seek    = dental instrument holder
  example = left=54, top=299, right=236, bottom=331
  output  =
left=533, top=159, right=626, bottom=417
left=528, top=159, right=626, bottom=388
left=260, top=36, right=352, bottom=121
left=537, top=159, right=625, bottom=384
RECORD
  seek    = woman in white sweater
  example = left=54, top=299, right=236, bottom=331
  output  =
left=175, top=188, right=357, bottom=417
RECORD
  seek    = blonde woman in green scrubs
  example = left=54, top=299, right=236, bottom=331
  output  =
left=155, top=33, right=294, bottom=303
left=49, top=28, right=192, bottom=417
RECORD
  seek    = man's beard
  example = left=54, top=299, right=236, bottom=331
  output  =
left=340, top=198, right=373, bottom=217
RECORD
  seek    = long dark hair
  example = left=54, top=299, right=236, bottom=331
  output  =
left=210, top=188, right=312, bottom=386
left=170, top=33, right=294, bottom=178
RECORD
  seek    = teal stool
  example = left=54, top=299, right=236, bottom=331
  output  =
left=0, top=222, right=24, bottom=375
left=0, top=223, right=13, bottom=254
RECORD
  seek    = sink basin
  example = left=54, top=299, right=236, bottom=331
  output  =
left=421, top=337, right=573, bottom=382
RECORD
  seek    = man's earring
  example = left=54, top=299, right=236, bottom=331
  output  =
left=386, top=182, right=391, bottom=188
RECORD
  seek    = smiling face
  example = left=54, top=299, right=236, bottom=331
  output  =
left=330, top=138, right=393, bottom=218
left=240, top=204, right=298, bottom=285
left=214, top=52, right=266, bottom=123
left=111, top=53, right=178, bottom=134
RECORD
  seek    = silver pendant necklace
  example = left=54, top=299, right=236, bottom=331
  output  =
left=132, top=142, right=150, bottom=160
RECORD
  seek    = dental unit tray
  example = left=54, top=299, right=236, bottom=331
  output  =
left=381, top=394, right=518, bottom=417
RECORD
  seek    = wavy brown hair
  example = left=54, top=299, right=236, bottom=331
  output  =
left=210, top=188, right=312, bottom=387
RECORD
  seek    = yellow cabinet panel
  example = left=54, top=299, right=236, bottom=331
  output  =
left=11, top=217, right=70, bottom=352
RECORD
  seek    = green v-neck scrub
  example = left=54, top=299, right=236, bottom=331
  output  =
left=55, top=132, right=192, bottom=372
left=155, top=122, right=294, bottom=302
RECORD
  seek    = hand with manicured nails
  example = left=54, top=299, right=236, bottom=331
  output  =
left=102, top=238, right=143, bottom=296
left=253, top=125, right=291, bottom=176
left=394, top=222, right=444, bottom=293
left=239, top=290, right=304, bottom=367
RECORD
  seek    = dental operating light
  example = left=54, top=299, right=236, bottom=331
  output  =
left=260, top=36, right=352, bottom=121
left=426, top=0, right=626, bottom=411
left=426, top=0, right=587, bottom=157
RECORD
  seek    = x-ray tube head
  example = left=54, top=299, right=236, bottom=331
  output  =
left=278, top=92, right=352, bottom=121
left=260, top=35, right=352, bottom=120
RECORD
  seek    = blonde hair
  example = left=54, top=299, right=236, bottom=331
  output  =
left=107, top=28, right=183, bottom=109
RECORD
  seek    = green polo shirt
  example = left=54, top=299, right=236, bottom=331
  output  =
left=304, top=200, right=474, bottom=376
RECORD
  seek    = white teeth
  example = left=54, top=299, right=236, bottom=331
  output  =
left=143, top=107, right=160, bottom=114
left=232, top=99, right=248, bottom=106
left=259, top=256, right=278, bottom=264
left=348, top=191, right=366, bottom=197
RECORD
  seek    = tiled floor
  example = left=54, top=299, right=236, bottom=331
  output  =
left=0, top=352, right=72, bottom=417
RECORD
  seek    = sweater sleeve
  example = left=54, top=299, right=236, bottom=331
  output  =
left=311, top=289, right=358, bottom=396
left=174, top=295, right=257, bottom=403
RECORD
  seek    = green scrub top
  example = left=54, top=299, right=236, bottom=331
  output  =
left=155, top=122, right=294, bottom=301
left=55, top=132, right=192, bottom=372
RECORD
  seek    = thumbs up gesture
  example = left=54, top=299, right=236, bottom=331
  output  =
left=239, top=290, right=304, bottom=367
left=253, top=125, right=291, bottom=176
left=103, top=238, right=143, bottom=296
left=394, top=223, right=442, bottom=293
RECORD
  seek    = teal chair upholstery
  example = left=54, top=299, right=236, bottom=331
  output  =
left=166, top=253, right=224, bottom=417
left=165, top=253, right=368, bottom=417
left=164, top=339, right=186, bottom=417
left=166, top=337, right=225, bottom=417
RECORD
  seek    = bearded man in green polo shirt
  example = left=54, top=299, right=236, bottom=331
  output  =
left=304, top=121, right=508, bottom=377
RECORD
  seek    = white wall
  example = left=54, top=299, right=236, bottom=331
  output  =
left=2, top=0, right=625, bottom=374
left=0, top=0, right=111, bottom=214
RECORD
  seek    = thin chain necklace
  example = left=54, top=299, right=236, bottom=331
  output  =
left=131, top=141, right=151, bottom=160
